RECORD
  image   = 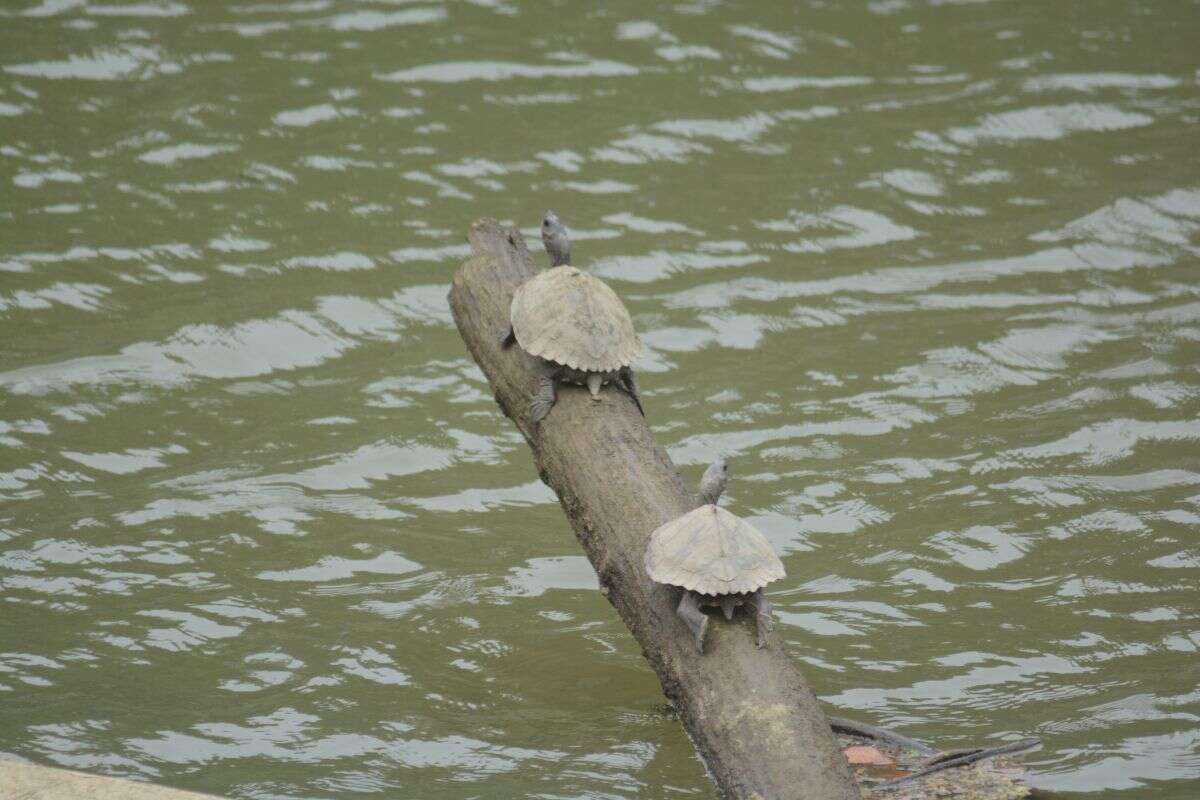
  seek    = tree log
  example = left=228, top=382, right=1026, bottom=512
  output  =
left=448, top=219, right=861, bottom=800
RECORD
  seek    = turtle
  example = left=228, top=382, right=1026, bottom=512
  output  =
left=644, top=458, right=786, bottom=653
left=499, top=211, right=644, bottom=425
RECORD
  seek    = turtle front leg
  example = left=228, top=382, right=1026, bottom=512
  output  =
left=498, top=324, right=516, bottom=349
left=528, top=367, right=560, bottom=425
left=618, top=366, right=645, bottom=417
left=677, top=591, right=710, bottom=653
left=752, top=589, right=772, bottom=648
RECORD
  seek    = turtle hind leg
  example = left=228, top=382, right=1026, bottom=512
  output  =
left=676, top=591, right=709, bottom=653
left=498, top=325, right=516, bottom=349
left=752, top=589, right=772, bottom=648
left=618, top=367, right=645, bottom=417
left=528, top=368, right=560, bottom=425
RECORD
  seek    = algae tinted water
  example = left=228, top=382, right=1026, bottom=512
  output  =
left=1, top=1, right=1198, bottom=798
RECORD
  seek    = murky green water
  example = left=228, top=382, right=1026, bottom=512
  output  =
left=2, top=1, right=1198, bottom=798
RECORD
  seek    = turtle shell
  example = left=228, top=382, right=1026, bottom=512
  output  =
left=510, top=266, right=641, bottom=372
left=644, top=505, right=785, bottom=596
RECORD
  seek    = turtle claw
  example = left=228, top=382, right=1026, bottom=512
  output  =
left=619, top=367, right=645, bottom=417
left=677, top=591, right=710, bottom=654
left=529, top=372, right=557, bottom=425
left=529, top=397, right=552, bottom=425
left=753, top=589, right=772, bottom=648
left=693, top=615, right=709, bottom=653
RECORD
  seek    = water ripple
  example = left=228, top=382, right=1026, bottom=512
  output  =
left=2, top=2, right=1198, bottom=797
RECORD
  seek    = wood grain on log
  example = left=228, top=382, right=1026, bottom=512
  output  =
left=449, top=219, right=861, bottom=800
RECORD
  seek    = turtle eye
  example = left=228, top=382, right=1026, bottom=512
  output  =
left=542, top=217, right=551, bottom=227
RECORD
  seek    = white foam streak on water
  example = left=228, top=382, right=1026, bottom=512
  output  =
left=376, top=58, right=641, bottom=83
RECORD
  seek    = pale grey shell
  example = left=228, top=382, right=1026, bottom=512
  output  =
left=645, top=505, right=785, bottom=595
left=510, top=266, right=641, bottom=372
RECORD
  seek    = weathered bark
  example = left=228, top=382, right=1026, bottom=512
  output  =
left=449, top=219, right=861, bottom=800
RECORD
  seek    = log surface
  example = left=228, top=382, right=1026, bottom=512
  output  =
left=449, top=219, right=861, bottom=800
left=0, top=760, right=222, bottom=800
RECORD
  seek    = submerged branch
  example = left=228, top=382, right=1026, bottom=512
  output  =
left=828, top=715, right=938, bottom=757
left=874, top=739, right=1041, bottom=791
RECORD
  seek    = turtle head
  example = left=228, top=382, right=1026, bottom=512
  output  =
left=696, top=457, right=728, bottom=507
left=541, top=210, right=571, bottom=267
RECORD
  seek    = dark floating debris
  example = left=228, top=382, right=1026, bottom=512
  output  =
left=830, top=715, right=938, bottom=757
left=830, top=715, right=1039, bottom=799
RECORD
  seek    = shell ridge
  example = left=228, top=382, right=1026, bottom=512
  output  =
left=510, top=266, right=639, bottom=371
left=645, top=505, right=785, bottom=595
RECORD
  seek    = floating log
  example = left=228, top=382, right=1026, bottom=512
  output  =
left=449, top=218, right=861, bottom=800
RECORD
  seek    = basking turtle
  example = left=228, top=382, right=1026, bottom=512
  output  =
left=644, top=458, right=785, bottom=652
left=500, top=211, right=643, bottom=424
